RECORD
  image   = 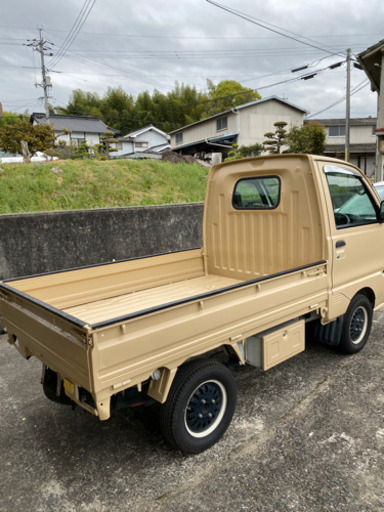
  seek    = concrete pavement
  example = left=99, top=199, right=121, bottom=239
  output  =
left=1, top=313, right=384, bottom=512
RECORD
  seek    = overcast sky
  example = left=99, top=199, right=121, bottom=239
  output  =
left=1, top=0, right=383, bottom=124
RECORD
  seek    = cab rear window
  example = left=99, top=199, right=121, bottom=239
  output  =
left=232, top=176, right=280, bottom=209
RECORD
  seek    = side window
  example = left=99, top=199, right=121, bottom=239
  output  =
left=324, top=165, right=378, bottom=228
left=329, top=125, right=346, bottom=137
left=216, top=117, right=228, bottom=131
left=233, top=176, right=280, bottom=209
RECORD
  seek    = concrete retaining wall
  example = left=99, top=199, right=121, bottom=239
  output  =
left=0, top=203, right=204, bottom=328
left=0, top=203, right=204, bottom=280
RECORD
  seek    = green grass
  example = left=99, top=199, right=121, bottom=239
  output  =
left=0, top=159, right=209, bottom=213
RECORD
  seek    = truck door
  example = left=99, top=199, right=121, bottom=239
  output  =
left=322, top=163, right=384, bottom=308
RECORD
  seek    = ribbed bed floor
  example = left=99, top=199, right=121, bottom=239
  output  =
left=63, top=274, right=240, bottom=325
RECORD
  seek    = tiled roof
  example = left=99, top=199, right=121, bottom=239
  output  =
left=31, top=113, right=112, bottom=133
left=121, top=124, right=169, bottom=140
left=306, top=117, right=377, bottom=126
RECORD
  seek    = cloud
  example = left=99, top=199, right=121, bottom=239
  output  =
left=0, top=0, right=382, bottom=121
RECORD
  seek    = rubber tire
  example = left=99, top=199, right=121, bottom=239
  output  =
left=338, top=294, right=373, bottom=354
left=159, top=360, right=236, bottom=454
left=42, top=368, right=73, bottom=405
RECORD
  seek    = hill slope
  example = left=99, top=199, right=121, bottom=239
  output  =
left=0, top=159, right=209, bottom=214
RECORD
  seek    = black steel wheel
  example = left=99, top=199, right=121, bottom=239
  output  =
left=339, top=294, right=373, bottom=354
left=159, top=360, right=236, bottom=454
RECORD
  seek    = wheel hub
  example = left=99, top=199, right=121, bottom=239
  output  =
left=186, top=382, right=223, bottom=434
left=350, top=306, right=367, bottom=343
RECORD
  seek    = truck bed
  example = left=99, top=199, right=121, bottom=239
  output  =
left=1, top=249, right=208, bottom=327
left=64, top=273, right=240, bottom=326
left=1, top=251, right=329, bottom=421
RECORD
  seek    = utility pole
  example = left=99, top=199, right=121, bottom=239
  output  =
left=345, top=48, right=351, bottom=161
left=26, top=29, right=53, bottom=119
left=375, top=50, right=384, bottom=182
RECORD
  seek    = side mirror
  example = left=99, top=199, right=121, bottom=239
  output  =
left=380, top=201, right=384, bottom=222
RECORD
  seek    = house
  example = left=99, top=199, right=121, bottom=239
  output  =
left=30, top=113, right=116, bottom=148
left=357, top=39, right=384, bottom=181
left=169, top=96, right=307, bottom=161
left=112, top=125, right=170, bottom=159
left=308, top=118, right=377, bottom=176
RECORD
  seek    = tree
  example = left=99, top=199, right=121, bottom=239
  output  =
left=100, top=87, right=135, bottom=134
left=55, top=79, right=261, bottom=135
left=286, top=121, right=326, bottom=155
left=135, top=90, right=155, bottom=129
left=0, top=120, right=56, bottom=159
left=0, top=110, right=25, bottom=127
left=162, top=82, right=208, bottom=132
left=263, top=121, right=288, bottom=154
left=56, top=89, right=102, bottom=118
left=205, top=80, right=261, bottom=117
left=98, top=130, right=119, bottom=159
left=225, top=142, right=264, bottom=161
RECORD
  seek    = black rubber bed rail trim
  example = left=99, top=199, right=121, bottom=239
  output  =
left=90, top=260, right=327, bottom=330
left=0, top=260, right=327, bottom=332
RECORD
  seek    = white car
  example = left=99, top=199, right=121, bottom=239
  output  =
left=0, top=151, right=58, bottom=164
left=373, top=181, right=384, bottom=201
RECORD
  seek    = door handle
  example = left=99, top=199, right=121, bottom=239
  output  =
left=336, top=240, right=346, bottom=248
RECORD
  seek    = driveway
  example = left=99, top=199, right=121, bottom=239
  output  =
left=1, top=313, right=384, bottom=512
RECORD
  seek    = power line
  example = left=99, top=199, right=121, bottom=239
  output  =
left=205, top=0, right=345, bottom=57
left=55, top=49, right=175, bottom=90
left=66, top=47, right=338, bottom=58
left=48, top=0, right=96, bottom=70
left=2, top=23, right=383, bottom=40
left=306, top=79, right=370, bottom=119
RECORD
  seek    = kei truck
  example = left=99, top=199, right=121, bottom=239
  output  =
left=1, top=154, right=384, bottom=453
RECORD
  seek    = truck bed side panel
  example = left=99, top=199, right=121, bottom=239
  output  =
left=89, top=263, right=328, bottom=393
left=1, top=295, right=92, bottom=390
left=6, top=249, right=204, bottom=310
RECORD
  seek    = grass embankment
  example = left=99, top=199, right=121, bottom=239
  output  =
left=0, top=159, right=209, bottom=214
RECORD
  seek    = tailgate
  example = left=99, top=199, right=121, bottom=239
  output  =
left=0, top=284, right=93, bottom=391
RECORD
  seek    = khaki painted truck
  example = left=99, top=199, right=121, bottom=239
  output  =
left=2, top=154, right=384, bottom=453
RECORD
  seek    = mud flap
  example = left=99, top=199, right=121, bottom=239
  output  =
left=313, top=315, right=344, bottom=346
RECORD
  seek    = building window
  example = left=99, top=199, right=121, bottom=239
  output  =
left=329, top=125, right=346, bottom=137
left=372, top=125, right=377, bottom=136
left=216, top=116, right=228, bottom=132
left=175, top=132, right=183, bottom=144
left=135, top=141, right=148, bottom=149
left=72, top=138, right=86, bottom=146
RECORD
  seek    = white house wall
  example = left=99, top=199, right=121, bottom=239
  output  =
left=112, top=141, right=134, bottom=158
left=55, top=133, right=71, bottom=145
left=172, top=115, right=238, bottom=148
left=55, top=132, right=101, bottom=146
left=171, top=99, right=305, bottom=150
left=237, top=101, right=305, bottom=147
left=112, top=129, right=169, bottom=157
left=135, top=130, right=168, bottom=148
left=325, top=124, right=376, bottom=146
left=349, top=155, right=376, bottom=175
left=321, top=121, right=377, bottom=176
left=82, top=133, right=101, bottom=146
